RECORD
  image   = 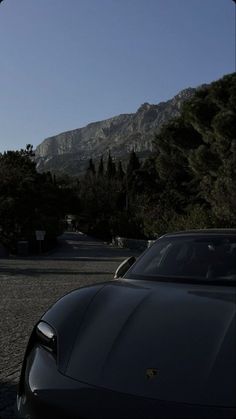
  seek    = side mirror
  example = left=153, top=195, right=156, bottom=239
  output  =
left=114, top=256, right=136, bottom=279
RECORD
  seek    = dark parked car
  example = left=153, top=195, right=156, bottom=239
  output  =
left=17, top=229, right=236, bottom=419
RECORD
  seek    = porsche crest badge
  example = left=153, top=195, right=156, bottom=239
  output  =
left=146, top=368, right=159, bottom=380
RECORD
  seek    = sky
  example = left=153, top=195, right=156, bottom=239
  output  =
left=0, top=0, right=235, bottom=153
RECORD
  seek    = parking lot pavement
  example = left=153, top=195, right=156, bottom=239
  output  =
left=0, top=232, right=140, bottom=419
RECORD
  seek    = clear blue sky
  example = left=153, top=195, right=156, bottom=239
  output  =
left=0, top=0, right=235, bottom=152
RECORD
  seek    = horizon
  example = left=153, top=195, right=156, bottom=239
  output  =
left=35, top=76, right=227, bottom=150
left=0, top=0, right=235, bottom=153
left=34, top=81, right=203, bottom=146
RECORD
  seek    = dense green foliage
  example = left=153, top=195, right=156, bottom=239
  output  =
left=74, top=73, right=236, bottom=239
left=153, top=72, right=236, bottom=232
left=0, top=147, right=76, bottom=253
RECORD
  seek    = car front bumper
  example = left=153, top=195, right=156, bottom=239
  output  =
left=17, top=346, right=236, bottom=419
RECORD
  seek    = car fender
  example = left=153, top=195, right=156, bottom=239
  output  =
left=41, top=283, right=107, bottom=373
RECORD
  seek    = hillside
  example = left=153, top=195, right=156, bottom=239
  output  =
left=35, top=87, right=197, bottom=175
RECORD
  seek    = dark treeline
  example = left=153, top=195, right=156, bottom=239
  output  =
left=73, top=73, right=236, bottom=239
left=0, top=145, right=78, bottom=253
left=0, top=73, right=235, bottom=252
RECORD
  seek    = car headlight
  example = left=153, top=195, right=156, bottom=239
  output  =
left=36, top=321, right=57, bottom=355
left=18, top=321, right=57, bottom=397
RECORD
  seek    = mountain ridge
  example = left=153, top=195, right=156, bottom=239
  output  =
left=35, top=86, right=198, bottom=175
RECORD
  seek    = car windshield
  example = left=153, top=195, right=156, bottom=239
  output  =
left=125, top=235, right=236, bottom=284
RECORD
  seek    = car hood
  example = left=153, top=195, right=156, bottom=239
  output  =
left=65, top=279, right=236, bottom=407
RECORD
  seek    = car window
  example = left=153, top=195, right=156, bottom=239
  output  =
left=125, top=236, right=236, bottom=283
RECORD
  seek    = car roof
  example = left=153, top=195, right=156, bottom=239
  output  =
left=163, top=229, right=236, bottom=238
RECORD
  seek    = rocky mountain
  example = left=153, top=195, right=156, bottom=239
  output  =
left=35, top=87, right=197, bottom=175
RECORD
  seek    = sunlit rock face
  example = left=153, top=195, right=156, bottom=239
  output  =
left=35, top=87, right=196, bottom=175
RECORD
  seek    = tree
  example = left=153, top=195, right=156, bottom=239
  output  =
left=97, top=156, right=104, bottom=177
left=86, top=158, right=96, bottom=176
left=0, top=146, right=64, bottom=252
left=106, top=152, right=116, bottom=178
left=153, top=72, right=236, bottom=228
left=127, top=150, right=140, bottom=177
left=117, top=161, right=125, bottom=180
left=183, top=74, right=236, bottom=224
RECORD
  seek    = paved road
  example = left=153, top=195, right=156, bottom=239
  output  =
left=0, top=232, right=140, bottom=419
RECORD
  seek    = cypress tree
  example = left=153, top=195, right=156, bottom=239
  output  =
left=117, top=160, right=125, bottom=180
left=86, top=158, right=96, bottom=176
left=106, top=152, right=116, bottom=178
left=127, top=150, right=140, bottom=177
left=98, top=156, right=104, bottom=177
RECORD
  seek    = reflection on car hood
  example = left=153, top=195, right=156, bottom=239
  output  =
left=65, top=280, right=236, bottom=407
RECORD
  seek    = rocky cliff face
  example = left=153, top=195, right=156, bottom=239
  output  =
left=35, top=87, right=196, bottom=175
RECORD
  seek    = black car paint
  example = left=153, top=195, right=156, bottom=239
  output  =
left=42, top=283, right=106, bottom=373
left=17, top=231, right=236, bottom=419
left=19, top=345, right=236, bottom=419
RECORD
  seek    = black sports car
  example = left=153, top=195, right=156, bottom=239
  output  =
left=17, top=230, right=236, bottom=419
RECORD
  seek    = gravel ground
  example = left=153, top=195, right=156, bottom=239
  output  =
left=0, top=232, right=140, bottom=419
